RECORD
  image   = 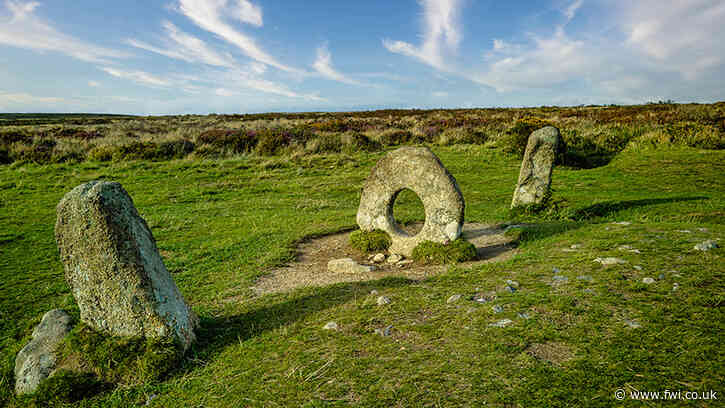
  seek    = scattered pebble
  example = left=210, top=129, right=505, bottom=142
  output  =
left=618, top=245, right=641, bottom=254
left=594, top=257, right=627, bottom=266
left=397, top=259, right=414, bottom=268
left=658, top=273, right=665, bottom=280
left=145, top=394, right=158, bottom=406
left=323, top=322, right=338, bottom=330
left=472, top=292, right=496, bottom=304
left=612, top=221, right=632, bottom=225
left=624, top=319, right=641, bottom=328
left=372, top=253, right=386, bottom=263
left=552, top=275, right=568, bottom=284
left=698, top=228, right=708, bottom=232
left=374, top=325, right=393, bottom=337
left=677, top=230, right=692, bottom=233
left=552, top=267, right=561, bottom=273
left=577, top=275, right=593, bottom=282
left=447, top=294, right=462, bottom=304
left=642, top=277, right=655, bottom=284
left=505, top=279, right=520, bottom=288
left=370, top=289, right=379, bottom=295
left=672, top=283, right=680, bottom=291
left=503, top=285, right=517, bottom=294
left=694, top=240, right=718, bottom=251
left=583, top=288, right=594, bottom=294
left=517, top=312, right=530, bottom=319
left=492, top=305, right=504, bottom=314
left=377, top=296, right=392, bottom=306
left=633, top=265, right=643, bottom=271
left=570, top=244, right=583, bottom=249
left=489, top=319, right=513, bottom=328
left=387, top=254, right=403, bottom=263
left=505, top=224, right=524, bottom=231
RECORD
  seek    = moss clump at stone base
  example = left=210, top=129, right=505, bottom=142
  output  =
left=349, top=229, right=391, bottom=253
left=30, top=370, right=109, bottom=406
left=411, top=239, right=477, bottom=264
left=54, top=323, right=182, bottom=392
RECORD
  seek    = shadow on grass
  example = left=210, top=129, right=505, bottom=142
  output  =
left=571, top=196, right=708, bottom=221
left=187, top=277, right=414, bottom=361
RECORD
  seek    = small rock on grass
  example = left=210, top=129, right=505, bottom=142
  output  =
left=447, top=294, right=462, bottom=304
left=328, top=258, right=375, bottom=274
left=612, top=221, right=632, bottom=225
left=594, top=257, right=627, bottom=266
left=370, top=289, right=379, bottom=295
left=374, top=325, right=393, bottom=337
left=377, top=296, right=392, bottom=306
left=492, top=305, right=504, bottom=314
left=505, top=279, right=519, bottom=288
left=552, top=275, right=568, bottom=284
left=577, top=275, right=593, bottom=282
left=397, top=259, right=414, bottom=268
left=672, top=283, right=680, bottom=291
left=323, top=322, right=338, bottom=330
left=642, top=277, right=655, bottom=284
left=633, top=265, right=643, bottom=271
left=624, top=319, right=641, bottom=328
left=387, top=254, right=403, bottom=263
left=694, top=240, right=718, bottom=251
left=489, top=319, right=513, bottom=328
left=372, top=253, right=386, bottom=263
left=517, top=312, right=531, bottom=319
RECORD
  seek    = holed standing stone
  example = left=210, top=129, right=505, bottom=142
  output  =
left=511, top=126, right=563, bottom=208
left=55, top=181, right=198, bottom=350
left=357, top=146, right=465, bottom=256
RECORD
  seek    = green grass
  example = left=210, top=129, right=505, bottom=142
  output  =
left=1, top=144, right=723, bottom=406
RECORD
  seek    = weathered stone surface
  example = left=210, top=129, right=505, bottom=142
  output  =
left=55, top=181, right=198, bottom=350
left=357, top=146, right=465, bottom=256
left=694, top=240, right=718, bottom=251
left=327, top=258, right=376, bottom=273
left=14, top=309, right=72, bottom=395
left=511, top=126, right=563, bottom=208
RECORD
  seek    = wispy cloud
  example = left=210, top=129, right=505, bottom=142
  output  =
left=0, top=91, right=65, bottom=104
left=312, top=44, right=362, bottom=85
left=176, top=0, right=298, bottom=73
left=383, top=0, right=463, bottom=71
left=101, top=67, right=171, bottom=87
left=564, top=0, right=583, bottom=22
left=0, top=0, right=127, bottom=63
left=127, top=21, right=236, bottom=68
left=199, top=66, right=325, bottom=101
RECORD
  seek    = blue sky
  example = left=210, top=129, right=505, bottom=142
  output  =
left=0, top=0, right=723, bottom=114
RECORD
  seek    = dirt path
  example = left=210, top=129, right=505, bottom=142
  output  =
left=252, top=223, right=518, bottom=294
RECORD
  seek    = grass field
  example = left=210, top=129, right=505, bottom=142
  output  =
left=1, top=106, right=724, bottom=406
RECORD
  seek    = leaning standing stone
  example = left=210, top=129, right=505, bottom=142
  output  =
left=14, top=309, right=73, bottom=395
left=511, top=126, right=563, bottom=208
left=55, top=181, right=198, bottom=350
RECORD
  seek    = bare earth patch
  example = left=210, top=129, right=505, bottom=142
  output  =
left=525, top=342, right=575, bottom=367
left=252, top=223, right=517, bottom=294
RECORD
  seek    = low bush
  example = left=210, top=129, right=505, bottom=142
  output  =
left=349, top=229, right=391, bottom=253
left=198, top=129, right=257, bottom=153
left=378, top=129, right=413, bottom=146
left=411, top=239, right=477, bottom=264
left=498, top=117, right=552, bottom=156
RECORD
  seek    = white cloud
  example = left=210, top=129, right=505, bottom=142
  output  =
left=564, top=0, right=583, bottom=22
left=215, top=87, right=235, bottom=96
left=232, top=0, right=262, bottom=27
left=206, top=68, right=325, bottom=101
left=0, top=0, right=127, bottom=63
left=383, top=0, right=463, bottom=71
left=101, top=67, right=171, bottom=87
left=312, top=44, right=362, bottom=85
left=88, top=80, right=100, bottom=87
left=0, top=91, right=64, bottom=104
left=620, top=0, right=725, bottom=80
left=177, top=0, right=297, bottom=72
left=127, top=21, right=237, bottom=68
left=471, top=0, right=725, bottom=103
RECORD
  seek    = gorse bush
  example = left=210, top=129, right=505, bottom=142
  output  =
left=411, top=239, right=477, bottom=264
left=498, top=117, right=552, bottom=156
left=1, top=103, right=723, bottom=165
left=350, top=229, right=392, bottom=253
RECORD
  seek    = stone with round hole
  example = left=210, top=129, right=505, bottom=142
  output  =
left=356, top=146, right=465, bottom=256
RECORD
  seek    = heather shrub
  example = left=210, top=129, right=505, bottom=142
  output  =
left=378, top=129, right=413, bottom=146
left=498, top=117, right=552, bottom=156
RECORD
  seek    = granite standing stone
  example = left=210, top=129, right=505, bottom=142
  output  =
left=14, top=309, right=73, bottom=395
left=357, top=147, right=465, bottom=256
left=511, top=126, right=563, bottom=208
left=55, top=181, right=198, bottom=350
